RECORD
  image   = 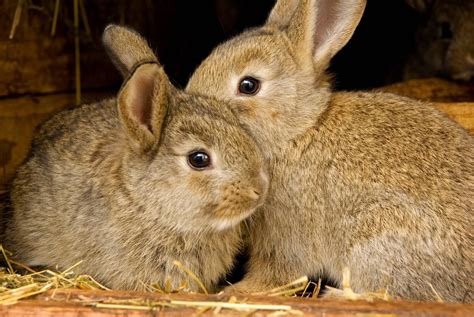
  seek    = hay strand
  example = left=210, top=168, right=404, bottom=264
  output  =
left=50, top=0, right=60, bottom=36
left=428, top=283, right=444, bottom=303
left=251, top=276, right=309, bottom=297
left=173, top=260, right=208, bottom=295
left=89, top=300, right=294, bottom=313
left=9, top=0, right=25, bottom=39
left=323, top=267, right=391, bottom=301
left=73, top=0, right=81, bottom=105
left=0, top=245, right=14, bottom=275
left=0, top=246, right=108, bottom=305
left=78, top=0, right=91, bottom=38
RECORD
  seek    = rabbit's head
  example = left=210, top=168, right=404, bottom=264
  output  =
left=103, top=26, right=269, bottom=234
left=406, top=0, right=474, bottom=81
left=186, top=0, right=366, bottom=158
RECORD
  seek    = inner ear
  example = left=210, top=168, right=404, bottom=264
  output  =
left=127, top=70, right=155, bottom=132
left=118, top=63, right=169, bottom=152
left=285, top=0, right=365, bottom=68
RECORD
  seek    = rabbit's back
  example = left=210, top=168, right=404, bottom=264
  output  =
left=319, top=91, right=473, bottom=210
left=5, top=100, right=124, bottom=269
left=280, top=91, right=473, bottom=300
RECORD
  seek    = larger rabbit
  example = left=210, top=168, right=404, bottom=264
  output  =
left=184, top=0, right=473, bottom=302
left=4, top=26, right=269, bottom=291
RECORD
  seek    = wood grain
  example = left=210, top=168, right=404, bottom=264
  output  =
left=433, top=102, right=474, bottom=134
left=378, top=78, right=474, bottom=103
left=0, top=288, right=472, bottom=317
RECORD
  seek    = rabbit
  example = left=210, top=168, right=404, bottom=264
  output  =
left=404, top=0, right=474, bottom=81
left=3, top=25, right=269, bottom=292
left=185, top=0, right=474, bottom=302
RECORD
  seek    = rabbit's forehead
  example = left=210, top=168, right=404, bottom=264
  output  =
left=162, top=119, right=261, bottom=170
left=214, top=35, right=289, bottom=71
left=164, top=109, right=257, bottom=152
left=188, top=34, right=292, bottom=96
left=433, top=0, right=473, bottom=22
left=173, top=92, right=234, bottom=116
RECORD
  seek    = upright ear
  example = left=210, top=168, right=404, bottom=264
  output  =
left=405, top=0, right=433, bottom=13
left=266, top=0, right=366, bottom=69
left=102, top=25, right=158, bottom=78
left=118, top=63, right=170, bottom=153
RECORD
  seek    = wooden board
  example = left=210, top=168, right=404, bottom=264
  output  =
left=433, top=103, right=474, bottom=134
left=378, top=78, right=474, bottom=103
left=0, top=288, right=472, bottom=317
left=0, top=0, right=129, bottom=97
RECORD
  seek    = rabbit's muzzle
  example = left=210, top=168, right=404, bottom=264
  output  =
left=209, top=168, right=269, bottom=230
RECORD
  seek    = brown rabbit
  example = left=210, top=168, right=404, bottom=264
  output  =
left=185, top=0, right=473, bottom=302
left=404, top=0, right=474, bottom=81
left=3, top=26, right=269, bottom=291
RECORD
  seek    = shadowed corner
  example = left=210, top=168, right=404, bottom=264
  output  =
left=0, top=139, right=16, bottom=181
left=0, top=139, right=15, bottom=240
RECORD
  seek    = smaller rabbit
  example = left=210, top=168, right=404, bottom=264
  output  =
left=3, top=26, right=268, bottom=291
left=404, top=0, right=474, bottom=81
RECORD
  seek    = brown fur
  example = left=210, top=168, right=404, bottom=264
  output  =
left=404, top=0, right=474, bottom=81
left=4, top=30, right=269, bottom=291
left=183, top=0, right=473, bottom=302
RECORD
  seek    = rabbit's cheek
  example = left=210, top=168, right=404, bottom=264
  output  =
left=233, top=100, right=257, bottom=117
left=187, top=173, right=213, bottom=192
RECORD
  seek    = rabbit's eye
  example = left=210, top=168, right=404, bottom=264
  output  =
left=238, top=77, right=260, bottom=95
left=438, top=22, right=453, bottom=40
left=188, top=151, right=211, bottom=170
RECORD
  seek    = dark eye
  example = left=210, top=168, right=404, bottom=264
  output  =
left=439, top=21, right=453, bottom=40
left=188, top=151, right=211, bottom=170
left=238, top=77, right=260, bottom=95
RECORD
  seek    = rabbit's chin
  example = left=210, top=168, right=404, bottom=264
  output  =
left=167, top=207, right=256, bottom=235
left=209, top=210, right=254, bottom=231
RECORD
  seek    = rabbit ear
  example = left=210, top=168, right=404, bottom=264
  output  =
left=118, top=63, right=169, bottom=153
left=266, top=0, right=366, bottom=69
left=102, top=25, right=158, bottom=78
left=405, top=0, right=433, bottom=12
left=266, top=0, right=300, bottom=28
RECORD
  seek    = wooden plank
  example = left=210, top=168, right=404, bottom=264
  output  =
left=0, top=0, right=122, bottom=97
left=0, top=289, right=472, bottom=317
left=378, top=78, right=474, bottom=103
left=433, top=102, right=474, bottom=134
